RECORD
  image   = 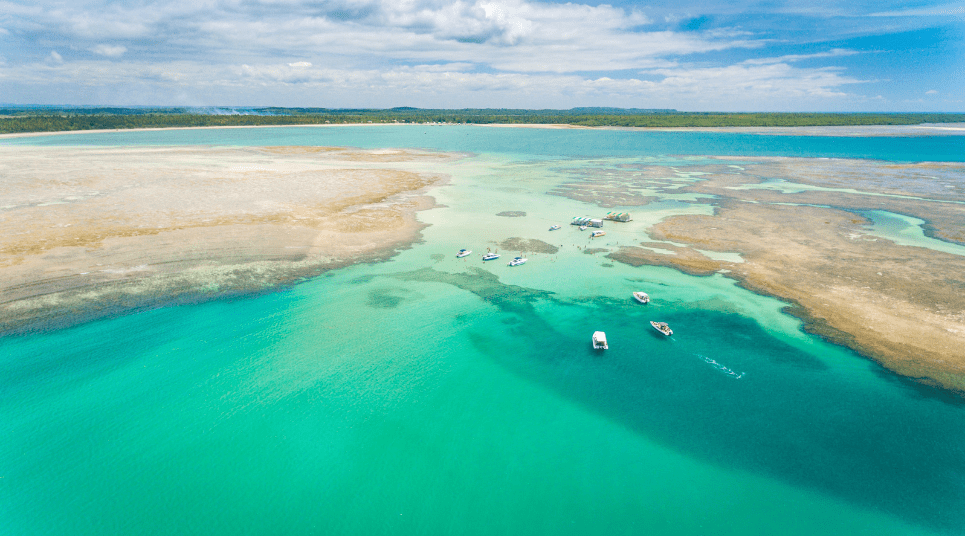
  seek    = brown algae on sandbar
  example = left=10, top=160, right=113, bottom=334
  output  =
left=0, top=145, right=458, bottom=333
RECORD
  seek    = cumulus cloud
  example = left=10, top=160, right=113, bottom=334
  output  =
left=926, top=89, right=938, bottom=94
left=92, top=44, right=127, bottom=57
left=0, top=55, right=869, bottom=110
left=0, top=0, right=934, bottom=108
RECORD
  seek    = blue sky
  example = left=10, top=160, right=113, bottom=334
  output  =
left=0, top=0, right=962, bottom=110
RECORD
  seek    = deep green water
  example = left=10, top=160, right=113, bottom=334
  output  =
left=2, top=127, right=965, bottom=535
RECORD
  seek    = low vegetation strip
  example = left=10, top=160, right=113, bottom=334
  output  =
left=2, top=108, right=965, bottom=134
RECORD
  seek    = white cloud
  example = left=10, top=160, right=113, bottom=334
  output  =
left=47, top=50, right=63, bottom=64
left=0, top=0, right=933, bottom=109
left=92, top=44, right=127, bottom=57
left=742, top=49, right=860, bottom=65
left=870, top=3, right=965, bottom=17
left=926, top=89, right=939, bottom=95
left=0, top=56, right=870, bottom=110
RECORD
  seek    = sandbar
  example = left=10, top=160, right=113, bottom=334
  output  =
left=0, top=145, right=457, bottom=334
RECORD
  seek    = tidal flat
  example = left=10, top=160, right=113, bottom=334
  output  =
left=0, top=145, right=456, bottom=333
left=574, top=156, right=965, bottom=392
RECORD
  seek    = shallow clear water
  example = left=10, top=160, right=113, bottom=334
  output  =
left=863, top=210, right=965, bottom=257
left=5, top=124, right=965, bottom=162
left=2, top=128, right=965, bottom=535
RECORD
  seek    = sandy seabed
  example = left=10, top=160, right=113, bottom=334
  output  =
left=0, top=145, right=456, bottom=333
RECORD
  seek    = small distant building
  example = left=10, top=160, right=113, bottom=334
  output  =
left=604, top=212, right=632, bottom=222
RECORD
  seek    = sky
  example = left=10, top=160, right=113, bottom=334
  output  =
left=0, top=0, right=962, bottom=111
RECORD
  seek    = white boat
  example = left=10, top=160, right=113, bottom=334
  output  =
left=650, top=321, right=673, bottom=336
left=508, top=257, right=527, bottom=266
left=579, top=225, right=587, bottom=231
left=632, top=292, right=650, bottom=304
left=456, top=249, right=472, bottom=258
left=590, top=231, right=606, bottom=238
left=482, top=253, right=500, bottom=261
left=549, top=225, right=561, bottom=231
left=592, top=331, right=608, bottom=350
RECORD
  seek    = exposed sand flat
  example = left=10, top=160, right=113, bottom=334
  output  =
left=0, top=145, right=455, bottom=333
left=594, top=157, right=965, bottom=393
left=480, top=123, right=965, bottom=137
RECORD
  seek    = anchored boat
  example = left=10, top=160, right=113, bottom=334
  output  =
left=456, top=249, right=472, bottom=258
left=549, top=225, right=561, bottom=231
left=592, top=331, right=608, bottom=350
left=632, top=292, right=650, bottom=304
left=650, top=321, right=673, bottom=336
left=482, top=253, right=500, bottom=261
left=590, top=231, right=606, bottom=238
left=508, top=257, right=527, bottom=266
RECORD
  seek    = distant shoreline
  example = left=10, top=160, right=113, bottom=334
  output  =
left=3, top=121, right=965, bottom=140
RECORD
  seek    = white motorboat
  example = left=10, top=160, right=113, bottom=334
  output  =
left=549, top=225, right=561, bottom=231
left=482, top=253, right=500, bottom=261
left=632, top=292, right=650, bottom=304
left=579, top=225, right=587, bottom=231
left=508, top=257, right=527, bottom=266
left=590, top=231, right=606, bottom=238
left=650, top=321, right=673, bottom=336
left=592, top=331, right=608, bottom=350
left=456, top=249, right=472, bottom=258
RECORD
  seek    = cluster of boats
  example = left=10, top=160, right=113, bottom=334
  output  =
left=593, top=291, right=673, bottom=350
left=457, top=220, right=671, bottom=350
left=458, top=249, right=527, bottom=266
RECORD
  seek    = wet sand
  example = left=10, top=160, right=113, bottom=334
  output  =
left=0, top=145, right=456, bottom=334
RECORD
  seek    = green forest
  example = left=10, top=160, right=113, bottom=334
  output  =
left=2, top=107, right=964, bottom=134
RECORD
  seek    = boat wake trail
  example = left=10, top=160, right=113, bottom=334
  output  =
left=696, top=354, right=745, bottom=379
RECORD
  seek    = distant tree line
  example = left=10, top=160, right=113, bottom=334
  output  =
left=1, top=107, right=964, bottom=134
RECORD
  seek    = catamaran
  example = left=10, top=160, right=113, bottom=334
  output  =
left=456, top=249, right=472, bottom=258
left=592, top=331, right=608, bottom=350
left=508, top=257, right=527, bottom=266
left=633, top=292, right=650, bottom=304
left=650, top=321, right=673, bottom=336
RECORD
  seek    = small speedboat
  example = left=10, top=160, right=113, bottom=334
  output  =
left=482, top=253, right=500, bottom=261
left=579, top=225, right=587, bottom=231
left=456, top=249, right=472, bottom=258
left=508, top=257, right=527, bottom=266
left=632, top=292, right=650, bottom=304
left=592, top=331, right=608, bottom=350
left=590, top=231, right=606, bottom=238
left=650, top=321, right=673, bottom=336
left=549, top=225, right=561, bottom=231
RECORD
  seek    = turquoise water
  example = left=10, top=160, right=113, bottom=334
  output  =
left=863, top=210, right=965, bottom=257
left=2, top=128, right=965, bottom=535
left=4, top=124, right=965, bottom=162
